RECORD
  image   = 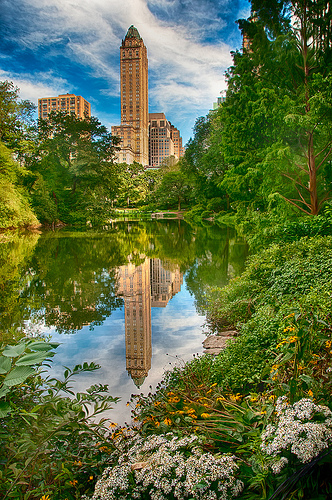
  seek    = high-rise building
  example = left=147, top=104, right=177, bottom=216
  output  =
left=149, top=113, right=174, bottom=167
left=112, top=25, right=149, bottom=166
left=38, top=93, right=91, bottom=120
left=170, top=124, right=185, bottom=161
left=149, top=113, right=184, bottom=167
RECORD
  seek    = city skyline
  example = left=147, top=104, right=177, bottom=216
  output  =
left=0, top=0, right=250, bottom=145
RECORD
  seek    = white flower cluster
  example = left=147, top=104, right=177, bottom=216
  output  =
left=92, top=433, right=243, bottom=500
left=261, top=396, right=332, bottom=472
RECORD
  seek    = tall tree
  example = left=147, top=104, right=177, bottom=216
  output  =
left=183, top=115, right=226, bottom=202
left=228, top=0, right=332, bottom=215
left=29, top=112, right=120, bottom=224
left=0, top=80, right=36, bottom=155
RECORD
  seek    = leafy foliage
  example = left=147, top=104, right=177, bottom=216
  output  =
left=27, top=111, right=120, bottom=225
left=0, top=142, right=39, bottom=229
left=0, top=338, right=119, bottom=499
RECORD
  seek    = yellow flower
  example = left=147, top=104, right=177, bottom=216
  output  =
left=261, top=410, right=267, bottom=415
left=40, top=496, right=50, bottom=500
left=307, top=389, right=314, bottom=397
left=168, top=396, right=180, bottom=403
left=201, top=413, right=210, bottom=419
left=164, top=417, right=172, bottom=426
left=230, top=394, right=242, bottom=401
left=89, top=475, right=94, bottom=481
left=109, top=422, right=118, bottom=428
left=211, top=383, right=217, bottom=387
left=283, top=326, right=296, bottom=332
left=155, top=421, right=160, bottom=427
left=216, top=396, right=226, bottom=402
left=325, top=340, right=332, bottom=349
left=69, top=480, right=78, bottom=486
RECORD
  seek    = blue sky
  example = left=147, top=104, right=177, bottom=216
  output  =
left=0, top=0, right=250, bottom=145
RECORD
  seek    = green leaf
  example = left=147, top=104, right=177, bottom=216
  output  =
left=281, top=352, right=294, bottom=363
left=2, top=343, right=26, bottom=358
left=16, top=351, right=50, bottom=366
left=0, top=356, right=12, bottom=374
left=0, top=401, right=11, bottom=418
left=0, top=386, right=10, bottom=398
left=26, top=340, right=60, bottom=352
left=3, top=366, right=35, bottom=387
left=299, top=374, right=314, bottom=385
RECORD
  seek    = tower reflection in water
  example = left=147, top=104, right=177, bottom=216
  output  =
left=117, top=258, right=183, bottom=388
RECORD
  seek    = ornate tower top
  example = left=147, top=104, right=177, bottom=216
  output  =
left=125, top=25, right=142, bottom=40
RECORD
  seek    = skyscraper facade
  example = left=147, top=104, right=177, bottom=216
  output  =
left=149, top=113, right=185, bottom=167
left=112, top=25, right=149, bottom=166
left=149, top=113, right=174, bottom=167
left=38, top=93, right=91, bottom=120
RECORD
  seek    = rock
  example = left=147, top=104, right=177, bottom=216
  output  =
left=203, top=331, right=237, bottom=355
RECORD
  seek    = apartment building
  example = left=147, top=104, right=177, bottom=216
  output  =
left=38, top=93, right=91, bottom=120
left=149, top=113, right=184, bottom=167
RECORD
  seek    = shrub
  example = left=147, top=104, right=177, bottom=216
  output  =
left=0, top=338, right=119, bottom=499
left=92, top=432, right=244, bottom=500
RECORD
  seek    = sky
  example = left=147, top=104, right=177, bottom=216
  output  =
left=0, top=0, right=251, bottom=145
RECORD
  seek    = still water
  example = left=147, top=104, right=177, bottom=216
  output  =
left=0, top=220, right=247, bottom=424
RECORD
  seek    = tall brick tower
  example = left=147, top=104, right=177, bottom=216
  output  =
left=112, top=26, right=149, bottom=166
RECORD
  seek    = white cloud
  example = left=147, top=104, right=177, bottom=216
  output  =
left=0, top=69, right=69, bottom=104
left=3, top=0, right=242, bottom=140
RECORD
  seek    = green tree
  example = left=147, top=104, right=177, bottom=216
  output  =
left=116, top=162, right=149, bottom=207
left=183, top=115, right=226, bottom=203
left=218, top=0, right=332, bottom=215
left=153, top=165, right=193, bottom=211
left=0, top=142, right=39, bottom=229
left=0, top=80, right=36, bottom=156
left=28, top=112, right=120, bottom=224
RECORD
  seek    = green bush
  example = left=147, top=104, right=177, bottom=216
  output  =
left=0, top=338, right=119, bottom=500
left=205, top=236, right=332, bottom=392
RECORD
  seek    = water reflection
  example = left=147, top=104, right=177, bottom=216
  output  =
left=118, top=258, right=183, bottom=387
left=0, top=221, right=248, bottom=423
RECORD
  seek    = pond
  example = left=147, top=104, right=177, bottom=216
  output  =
left=0, top=220, right=248, bottom=424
